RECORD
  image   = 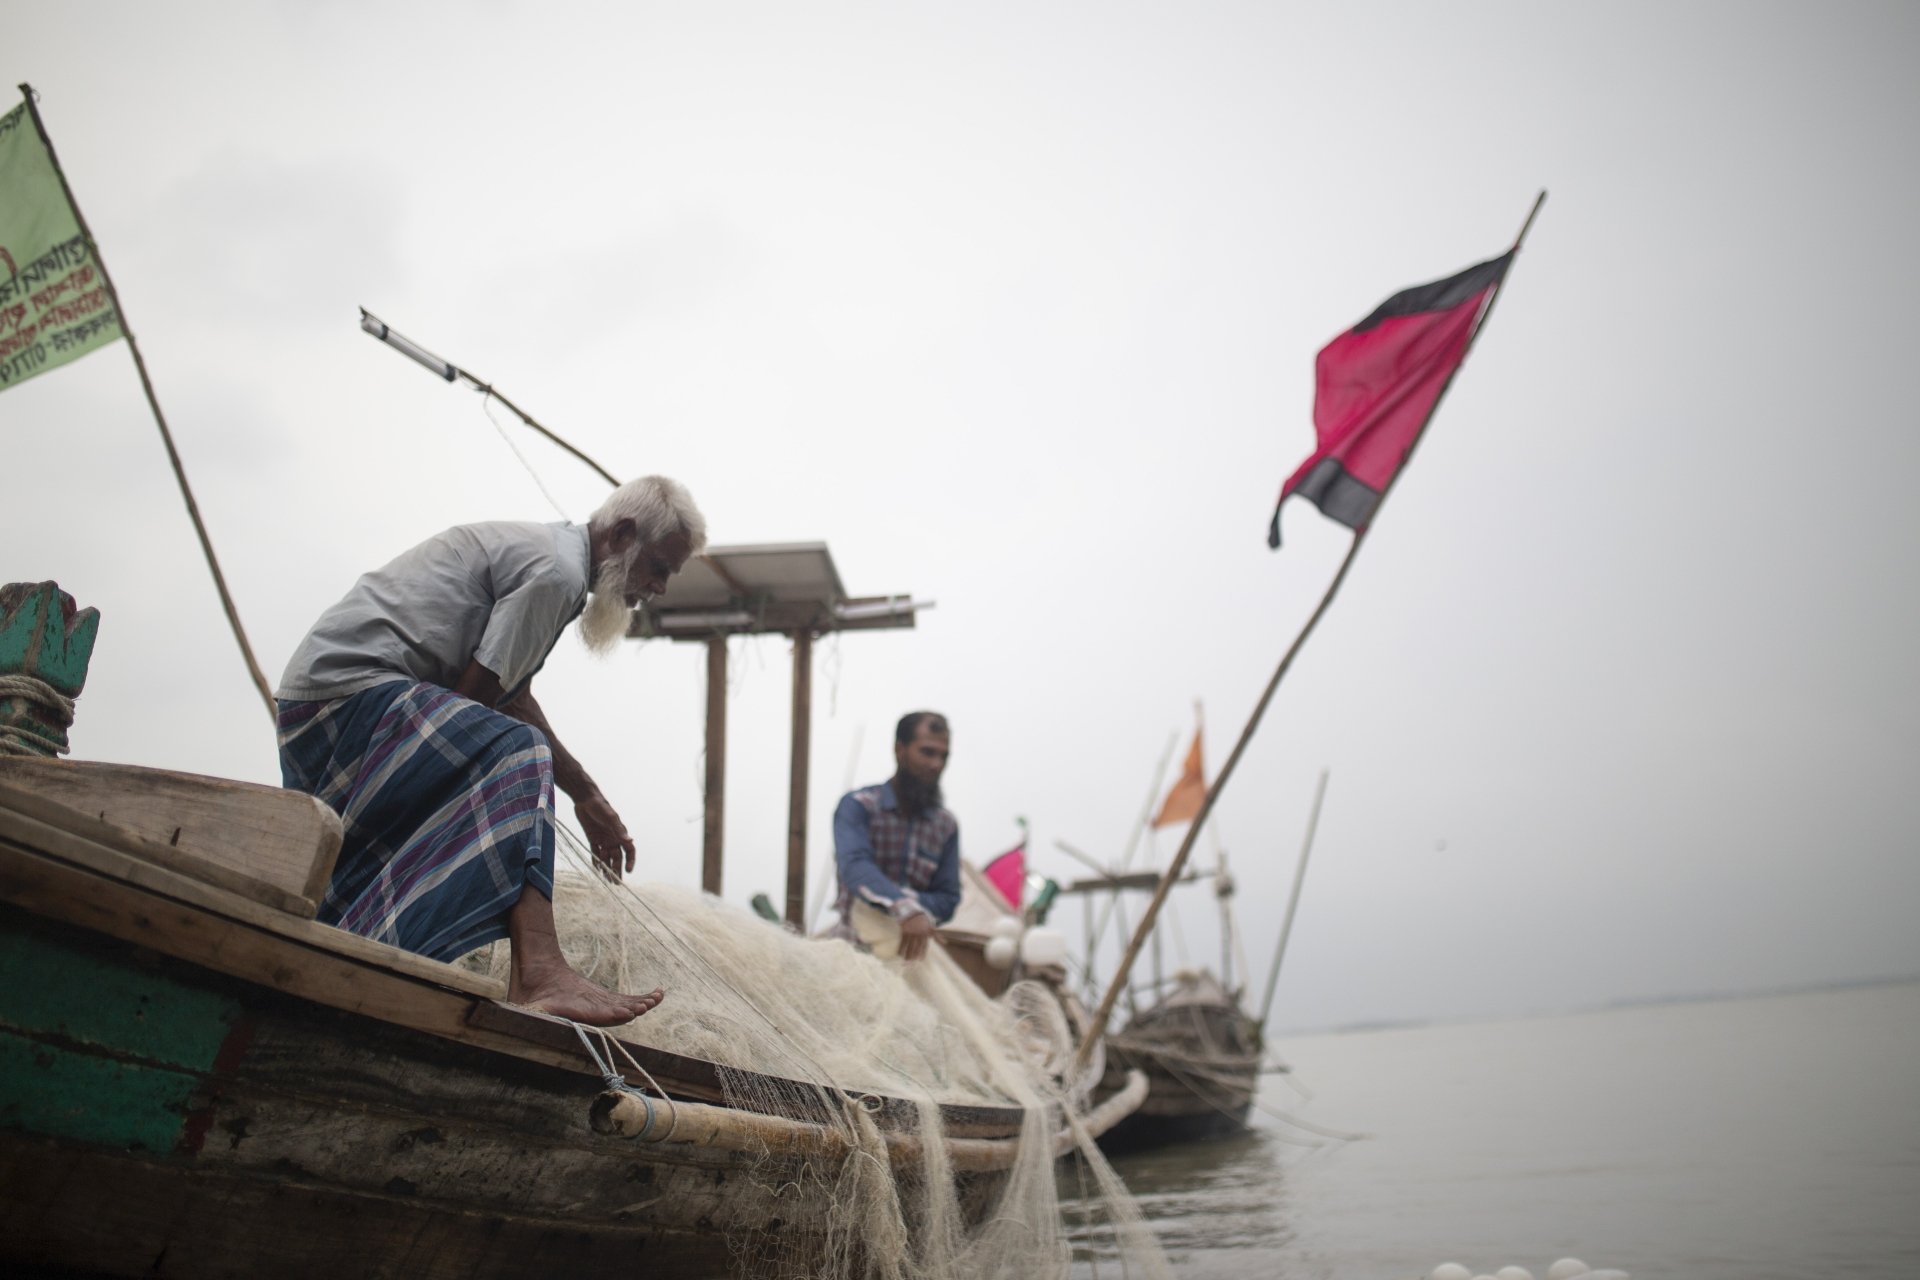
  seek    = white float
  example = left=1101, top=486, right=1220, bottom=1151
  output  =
left=1019, top=927, right=1068, bottom=968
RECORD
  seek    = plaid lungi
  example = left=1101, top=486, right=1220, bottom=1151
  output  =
left=276, top=680, right=556, bottom=963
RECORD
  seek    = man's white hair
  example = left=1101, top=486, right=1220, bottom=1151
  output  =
left=589, top=475, right=708, bottom=554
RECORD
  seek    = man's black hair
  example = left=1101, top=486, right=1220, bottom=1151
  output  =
left=895, top=710, right=950, bottom=746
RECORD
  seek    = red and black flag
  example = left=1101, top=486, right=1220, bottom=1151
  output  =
left=1268, top=252, right=1512, bottom=547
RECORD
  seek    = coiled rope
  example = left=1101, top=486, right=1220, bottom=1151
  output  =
left=0, top=674, right=76, bottom=757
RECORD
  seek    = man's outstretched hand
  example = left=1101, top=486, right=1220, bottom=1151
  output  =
left=575, top=789, right=636, bottom=880
left=899, top=911, right=936, bottom=962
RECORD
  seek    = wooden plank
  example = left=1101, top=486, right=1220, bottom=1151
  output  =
left=0, top=772, right=322, bottom=917
left=0, top=796, right=501, bottom=998
left=0, top=758, right=340, bottom=912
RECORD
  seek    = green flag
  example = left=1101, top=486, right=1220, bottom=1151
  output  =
left=0, top=100, right=123, bottom=390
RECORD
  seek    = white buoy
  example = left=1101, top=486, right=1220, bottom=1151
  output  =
left=1546, top=1261, right=1590, bottom=1280
left=984, top=935, right=1018, bottom=970
left=988, top=915, right=1022, bottom=940
left=1019, top=927, right=1068, bottom=968
left=1429, top=1266, right=1472, bottom=1280
left=1495, top=1268, right=1535, bottom=1280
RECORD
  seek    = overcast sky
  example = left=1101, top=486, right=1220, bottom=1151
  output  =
left=5, top=1, right=1916, bottom=1033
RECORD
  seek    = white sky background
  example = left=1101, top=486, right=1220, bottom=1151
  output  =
left=5, top=1, right=1917, bottom=1032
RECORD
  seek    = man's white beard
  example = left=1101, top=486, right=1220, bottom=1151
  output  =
left=578, top=555, right=634, bottom=656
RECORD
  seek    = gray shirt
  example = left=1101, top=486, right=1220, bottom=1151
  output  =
left=277, top=521, right=592, bottom=704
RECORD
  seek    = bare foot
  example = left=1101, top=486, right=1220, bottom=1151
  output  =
left=504, top=883, right=663, bottom=1025
left=511, top=960, right=665, bottom=1026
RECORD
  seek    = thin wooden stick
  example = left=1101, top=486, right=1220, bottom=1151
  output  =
left=470, top=380, right=618, bottom=486
left=1258, top=767, right=1329, bottom=1030
left=1073, top=191, right=1546, bottom=1074
left=1081, top=730, right=1178, bottom=1000
left=18, top=84, right=276, bottom=722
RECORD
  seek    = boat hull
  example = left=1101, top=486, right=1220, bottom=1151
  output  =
left=0, top=768, right=1143, bottom=1279
left=1093, top=1098, right=1254, bottom=1155
left=1091, top=973, right=1262, bottom=1155
left=0, top=905, right=857, bottom=1278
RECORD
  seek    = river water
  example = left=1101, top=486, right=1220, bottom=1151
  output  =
left=1065, top=981, right=1920, bottom=1279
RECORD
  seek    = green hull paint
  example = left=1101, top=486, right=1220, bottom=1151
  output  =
left=0, top=1037, right=203, bottom=1151
left=0, top=925, right=242, bottom=1152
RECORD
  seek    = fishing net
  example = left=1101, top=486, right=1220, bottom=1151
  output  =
left=463, top=829, right=1169, bottom=1280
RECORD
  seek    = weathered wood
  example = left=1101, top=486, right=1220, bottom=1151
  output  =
left=0, top=1130, right=750, bottom=1279
left=0, top=582, right=98, bottom=695
left=0, top=760, right=340, bottom=914
left=0, top=890, right=1073, bottom=1277
left=702, top=634, right=726, bottom=895
left=0, top=786, right=1057, bottom=1131
left=0, top=581, right=99, bottom=757
left=0, top=802, right=503, bottom=997
left=785, top=628, right=813, bottom=927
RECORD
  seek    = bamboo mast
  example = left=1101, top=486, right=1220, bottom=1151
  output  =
left=1257, top=766, right=1329, bottom=1030
left=1081, top=730, right=1178, bottom=1000
left=18, top=85, right=276, bottom=722
left=1073, top=191, right=1547, bottom=1074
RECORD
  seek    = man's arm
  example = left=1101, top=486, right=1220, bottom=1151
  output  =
left=917, top=828, right=963, bottom=926
left=453, top=660, right=635, bottom=879
left=834, top=794, right=944, bottom=961
left=833, top=794, right=916, bottom=913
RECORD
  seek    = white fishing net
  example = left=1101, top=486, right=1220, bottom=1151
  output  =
left=463, top=836, right=1170, bottom=1280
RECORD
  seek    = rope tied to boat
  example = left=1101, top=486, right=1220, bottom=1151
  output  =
left=0, top=674, right=77, bottom=758
left=571, top=1019, right=678, bottom=1143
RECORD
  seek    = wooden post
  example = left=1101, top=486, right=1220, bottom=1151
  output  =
left=785, top=629, right=814, bottom=927
left=1072, top=192, right=1547, bottom=1076
left=701, top=635, right=727, bottom=896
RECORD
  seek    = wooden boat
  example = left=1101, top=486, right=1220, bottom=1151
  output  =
left=0, top=758, right=1145, bottom=1279
left=1092, top=969, right=1262, bottom=1154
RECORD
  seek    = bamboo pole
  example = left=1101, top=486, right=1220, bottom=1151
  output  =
left=18, top=85, right=276, bottom=722
left=472, top=381, right=618, bottom=486
left=591, top=1067, right=1150, bottom=1172
left=1257, top=767, right=1329, bottom=1030
left=1073, top=191, right=1546, bottom=1075
left=1081, top=730, right=1178, bottom=999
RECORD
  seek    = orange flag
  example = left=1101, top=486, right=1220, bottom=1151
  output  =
left=1151, top=727, right=1207, bottom=828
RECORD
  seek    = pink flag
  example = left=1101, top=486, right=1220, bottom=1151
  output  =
left=983, top=843, right=1025, bottom=910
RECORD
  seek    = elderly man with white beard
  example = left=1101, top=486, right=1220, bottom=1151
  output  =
left=274, top=476, right=705, bottom=1026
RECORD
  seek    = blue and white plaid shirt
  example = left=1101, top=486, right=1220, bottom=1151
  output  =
left=832, top=781, right=961, bottom=926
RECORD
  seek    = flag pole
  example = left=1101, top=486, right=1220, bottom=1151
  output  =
left=1072, top=191, right=1546, bottom=1075
left=17, top=84, right=276, bottom=722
